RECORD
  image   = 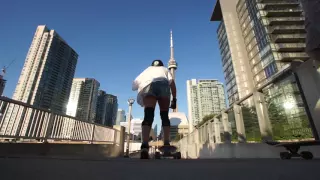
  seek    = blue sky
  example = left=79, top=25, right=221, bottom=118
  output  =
left=0, top=0, right=223, bottom=133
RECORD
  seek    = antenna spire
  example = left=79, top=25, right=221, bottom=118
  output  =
left=170, top=30, right=174, bottom=59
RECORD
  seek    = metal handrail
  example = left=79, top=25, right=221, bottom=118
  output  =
left=0, top=96, right=120, bottom=145
left=0, top=96, right=116, bottom=131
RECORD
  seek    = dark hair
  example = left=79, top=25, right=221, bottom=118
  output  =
left=151, top=60, right=164, bottom=67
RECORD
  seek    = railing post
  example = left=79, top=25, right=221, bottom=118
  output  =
left=214, top=117, right=221, bottom=143
left=90, top=124, right=96, bottom=144
left=253, top=90, right=273, bottom=141
left=233, top=104, right=246, bottom=143
left=14, top=106, right=27, bottom=138
left=113, top=125, right=125, bottom=156
left=221, top=111, right=231, bottom=143
left=124, top=99, right=134, bottom=158
left=44, top=113, right=55, bottom=143
left=113, top=129, right=117, bottom=144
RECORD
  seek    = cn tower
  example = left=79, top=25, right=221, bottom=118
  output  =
left=168, top=30, right=178, bottom=112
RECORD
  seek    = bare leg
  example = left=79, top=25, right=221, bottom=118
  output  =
left=158, top=96, right=171, bottom=145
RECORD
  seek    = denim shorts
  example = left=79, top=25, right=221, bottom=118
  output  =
left=141, top=80, right=171, bottom=99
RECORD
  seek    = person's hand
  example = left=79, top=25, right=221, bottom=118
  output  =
left=170, top=98, right=177, bottom=109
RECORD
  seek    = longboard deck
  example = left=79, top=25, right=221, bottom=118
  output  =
left=266, top=140, right=320, bottom=147
left=158, top=145, right=177, bottom=152
left=155, top=145, right=181, bottom=159
left=265, top=140, right=319, bottom=160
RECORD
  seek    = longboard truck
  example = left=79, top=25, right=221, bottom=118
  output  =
left=265, top=140, right=320, bottom=160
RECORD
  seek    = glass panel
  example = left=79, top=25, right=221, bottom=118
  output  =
left=264, top=73, right=314, bottom=141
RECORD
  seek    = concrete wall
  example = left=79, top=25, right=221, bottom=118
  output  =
left=179, top=143, right=320, bottom=159
left=0, top=143, right=124, bottom=159
left=124, top=142, right=141, bottom=152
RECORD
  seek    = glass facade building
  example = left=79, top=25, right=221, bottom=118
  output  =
left=114, top=109, right=126, bottom=126
left=236, top=0, right=311, bottom=134
left=67, top=78, right=100, bottom=122
left=95, top=90, right=118, bottom=126
left=236, top=0, right=307, bottom=87
left=0, top=25, right=78, bottom=135
left=105, top=94, right=118, bottom=127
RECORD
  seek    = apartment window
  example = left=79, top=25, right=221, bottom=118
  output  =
left=264, top=62, right=277, bottom=78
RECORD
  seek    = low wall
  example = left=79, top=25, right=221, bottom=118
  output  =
left=124, top=142, right=141, bottom=152
left=180, top=143, right=320, bottom=159
left=0, top=143, right=124, bottom=159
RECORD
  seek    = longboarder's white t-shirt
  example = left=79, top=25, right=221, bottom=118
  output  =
left=132, top=66, right=173, bottom=106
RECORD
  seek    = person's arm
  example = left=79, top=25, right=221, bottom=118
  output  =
left=166, top=69, right=176, bottom=99
left=170, top=80, right=177, bottom=99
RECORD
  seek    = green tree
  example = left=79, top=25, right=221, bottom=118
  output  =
left=227, top=111, right=238, bottom=142
left=267, top=102, right=287, bottom=140
left=197, top=114, right=215, bottom=127
left=289, top=116, right=313, bottom=139
left=241, top=105, right=261, bottom=141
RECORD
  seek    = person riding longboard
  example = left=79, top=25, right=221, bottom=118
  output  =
left=132, top=59, right=177, bottom=159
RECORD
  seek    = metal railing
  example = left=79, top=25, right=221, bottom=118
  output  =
left=0, top=96, right=120, bottom=145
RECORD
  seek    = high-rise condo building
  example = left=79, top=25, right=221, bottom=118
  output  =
left=211, top=0, right=254, bottom=106
left=0, top=25, right=78, bottom=135
left=14, top=25, right=78, bottom=112
left=104, top=93, right=118, bottom=126
left=212, top=0, right=309, bottom=128
left=235, top=0, right=308, bottom=125
left=187, top=79, right=226, bottom=127
left=95, top=90, right=107, bottom=125
left=0, top=76, right=5, bottom=96
left=115, top=109, right=126, bottom=125
left=95, top=90, right=118, bottom=126
left=67, top=78, right=100, bottom=122
left=236, top=0, right=307, bottom=87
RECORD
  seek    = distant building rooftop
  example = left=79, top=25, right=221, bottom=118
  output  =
left=169, top=112, right=189, bottom=127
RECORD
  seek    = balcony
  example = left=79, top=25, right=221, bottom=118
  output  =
left=275, top=43, right=306, bottom=52
left=271, top=34, right=306, bottom=43
left=259, top=0, right=299, bottom=3
left=268, top=25, right=305, bottom=34
left=268, top=17, right=305, bottom=26
left=266, top=8, right=303, bottom=17
left=276, top=52, right=309, bottom=62
left=261, top=2, right=300, bottom=10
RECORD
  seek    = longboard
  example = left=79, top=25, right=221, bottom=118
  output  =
left=155, top=145, right=181, bottom=159
left=265, top=140, right=320, bottom=160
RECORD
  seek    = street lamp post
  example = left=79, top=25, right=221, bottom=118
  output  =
left=124, top=98, right=135, bottom=158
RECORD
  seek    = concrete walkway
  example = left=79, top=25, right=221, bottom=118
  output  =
left=1, top=157, right=320, bottom=180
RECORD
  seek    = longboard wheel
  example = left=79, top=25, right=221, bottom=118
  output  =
left=163, top=151, right=171, bottom=157
left=140, top=150, right=149, bottom=159
left=280, top=152, right=291, bottom=160
left=174, top=152, right=181, bottom=159
left=301, top=151, right=313, bottom=160
left=155, top=152, right=161, bottom=159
